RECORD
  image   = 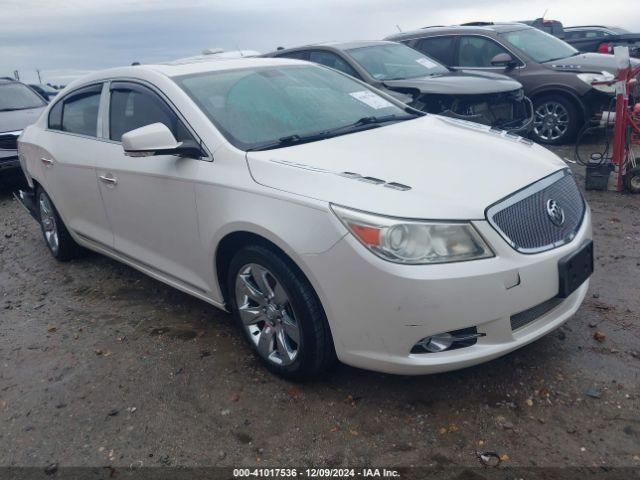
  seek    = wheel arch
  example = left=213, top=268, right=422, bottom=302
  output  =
left=213, top=227, right=332, bottom=316
left=528, top=87, right=587, bottom=123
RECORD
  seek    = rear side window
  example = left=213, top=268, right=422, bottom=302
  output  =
left=109, top=83, right=192, bottom=142
left=414, top=36, right=456, bottom=65
left=59, top=86, right=102, bottom=137
left=308, top=51, right=360, bottom=78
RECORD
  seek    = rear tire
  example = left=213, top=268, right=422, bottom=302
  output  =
left=36, top=186, right=82, bottom=261
left=227, top=244, right=336, bottom=380
left=531, top=94, right=580, bottom=145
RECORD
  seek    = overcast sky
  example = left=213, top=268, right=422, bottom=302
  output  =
left=2, top=0, right=639, bottom=84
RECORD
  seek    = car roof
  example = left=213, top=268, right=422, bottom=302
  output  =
left=564, top=25, right=615, bottom=30
left=67, top=57, right=311, bottom=86
left=387, top=23, right=531, bottom=40
left=269, top=40, right=397, bottom=55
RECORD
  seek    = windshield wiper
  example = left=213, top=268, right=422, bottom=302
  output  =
left=247, top=114, right=417, bottom=151
left=0, top=106, right=40, bottom=112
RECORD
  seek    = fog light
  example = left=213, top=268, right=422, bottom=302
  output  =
left=411, top=327, right=484, bottom=354
left=416, top=333, right=454, bottom=353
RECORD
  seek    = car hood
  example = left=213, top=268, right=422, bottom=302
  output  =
left=0, top=106, right=45, bottom=134
left=382, top=70, right=522, bottom=95
left=544, top=52, right=640, bottom=73
left=246, top=116, right=567, bottom=220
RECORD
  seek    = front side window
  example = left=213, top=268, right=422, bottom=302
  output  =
left=0, top=82, right=47, bottom=111
left=500, top=28, right=578, bottom=63
left=456, top=36, right=513, bottom=67
left=109, top=84, right=191, bottom=142
left=175, top=65, right=412, bottom=151
left=60, top=89, right=101, bottom=137
left=308, top=51, right=359, bottom=78
left=414, top=36, right=456, bottom=65
left=347, top=43, right=448, bottom=80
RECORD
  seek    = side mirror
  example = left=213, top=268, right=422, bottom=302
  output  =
left=491, top=53, right=516, bottom=69
left=121, top=123, right=203, bottom=159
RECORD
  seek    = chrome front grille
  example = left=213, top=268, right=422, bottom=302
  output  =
left=487, top=169, right=586, bottom=253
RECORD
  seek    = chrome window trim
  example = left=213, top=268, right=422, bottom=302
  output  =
left=485, top=168, right=586, bottom=254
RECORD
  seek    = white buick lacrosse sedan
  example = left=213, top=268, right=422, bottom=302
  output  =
left=17, top=57, right=593, bottom=379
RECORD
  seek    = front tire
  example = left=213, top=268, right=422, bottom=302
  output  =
left=227, top=245, right=336, bottom=380
left=531, top=95, right=580, bottom=145
left=36, top=186, right=82, bottom=261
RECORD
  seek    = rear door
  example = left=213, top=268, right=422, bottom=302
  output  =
left=93, top=81, right=210, bottom=292
left=39, top=83, right=114, bottom=247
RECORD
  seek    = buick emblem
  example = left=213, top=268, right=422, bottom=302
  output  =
left=546, top=199, right=565, bottom=227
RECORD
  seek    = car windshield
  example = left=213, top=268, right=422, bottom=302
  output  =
left=500, top=28, right=579, bottom=63
left=347, top=43, right=449, bottom=80
left=0, top=82, right=47, bottom=111
left=608, top=27, right=630, bottom=34
left=175, top=65, right=414, bottom=151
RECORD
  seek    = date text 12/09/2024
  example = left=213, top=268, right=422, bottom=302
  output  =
left=233, top=468, right=401, bottom=478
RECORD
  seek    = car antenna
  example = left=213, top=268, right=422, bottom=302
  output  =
left=396, top=24, right=403, bottom=32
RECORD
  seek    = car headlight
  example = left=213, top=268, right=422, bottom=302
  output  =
left=577, top=72, right=616, bottom=94
left=332, top=205, right=494, bottom=264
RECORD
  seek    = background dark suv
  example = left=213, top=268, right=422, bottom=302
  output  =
left=386, top=23, right=633, bottom=145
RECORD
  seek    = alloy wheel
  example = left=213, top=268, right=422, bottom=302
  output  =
left=234, top=263, right=300, bottom=366
left=533, top=101, right=570, bottom=141
left=39, top=193, right=59, bottom=254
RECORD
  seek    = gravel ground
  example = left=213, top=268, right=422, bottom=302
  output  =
left=0, top=145, right=639, bottom=470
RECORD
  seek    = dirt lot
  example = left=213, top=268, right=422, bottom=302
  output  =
left=0, top=144, right=639, bottom=470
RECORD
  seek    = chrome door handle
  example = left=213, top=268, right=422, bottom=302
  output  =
left=99, top=174, right=118, bottom=186
left=40, top=157, right=54, bottom=166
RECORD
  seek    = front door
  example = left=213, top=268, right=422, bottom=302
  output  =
left=94, top=82, right=210, bottom=292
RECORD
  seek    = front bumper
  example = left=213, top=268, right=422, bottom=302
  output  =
left=303, top=208, right=592, bottom=375
left=582, top=89, right=616, bottom=121
left=0, top=151, right=20, bottom=173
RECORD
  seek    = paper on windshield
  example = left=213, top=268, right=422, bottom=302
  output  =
left=349, top=91, right=393, bottom=110
left=416, top=57, right=438, bottom=69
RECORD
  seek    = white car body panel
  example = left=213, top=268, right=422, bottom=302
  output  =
left=247, top=115, right=567, bottom=219
left=18, top=58, right=592, bottom=375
